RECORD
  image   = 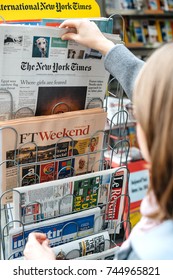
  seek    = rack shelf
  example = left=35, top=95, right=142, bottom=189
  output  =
left=100, top=1, right=173, bottom=58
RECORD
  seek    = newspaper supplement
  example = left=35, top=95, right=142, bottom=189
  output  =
left=0, top=24, right=110, bottom=120
left=7, top=207, right=102, bottom=259
left=0, top=108, right=107, bottom=199
left=12, top=166, right=127, bottom=226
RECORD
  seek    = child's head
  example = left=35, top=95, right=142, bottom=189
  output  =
left=133, top=42, right=173, bottom=219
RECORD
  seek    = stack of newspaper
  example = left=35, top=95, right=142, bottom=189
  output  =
left=11, top=231, right=120, bottom=260
left=12, top=166, right=128, bottom=229
left=4, top=165, right=127, bottom=260
left=7, top=207, right=103, bottom=259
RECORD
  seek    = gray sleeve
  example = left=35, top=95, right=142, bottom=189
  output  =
left=104, top=44, right=145, bottom=100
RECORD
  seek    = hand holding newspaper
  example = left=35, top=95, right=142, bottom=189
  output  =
left=7, top=207, right=102, bottom=259
left=0, top=23, right=118, bottom=120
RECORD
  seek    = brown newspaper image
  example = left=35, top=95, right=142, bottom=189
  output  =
left=0, top=108, right=107, bottom=202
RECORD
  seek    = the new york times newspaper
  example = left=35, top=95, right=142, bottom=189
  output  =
left=0, top=23, right=112, bottom=120
left=8, top=207, right=102, bottom=259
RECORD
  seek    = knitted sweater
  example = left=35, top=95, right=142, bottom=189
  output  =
left=104, top=44, right=145, bottom=100
left=104, top=45, right=173, bottom=260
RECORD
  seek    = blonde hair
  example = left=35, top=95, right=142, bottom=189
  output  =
left=133, top=42, right=173, bottom=219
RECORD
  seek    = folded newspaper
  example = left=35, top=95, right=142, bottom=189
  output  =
left=76, top=246, right=120, bottom=260
left=12, top=166, right=128, bottom=234
left=0, top=108, right=107, bottom=201
left=0, top=23, right=122, bottom=120
left=13, top=231, right=112, bottom=260
left=7, top=207, right=102, bottom=259
left=52, top=230, right=110, bottom=259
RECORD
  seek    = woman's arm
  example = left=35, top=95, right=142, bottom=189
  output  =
left=59, top=19, right=145, bottom=100
left=104, top=44, right=144, bottom=100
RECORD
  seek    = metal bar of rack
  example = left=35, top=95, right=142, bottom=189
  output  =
left=0, top=15, right=132, bottom=260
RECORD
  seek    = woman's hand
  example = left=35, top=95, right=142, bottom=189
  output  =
left=59, top=19, right=115, bottom=55
left=23, top=232, right=56, bottom=260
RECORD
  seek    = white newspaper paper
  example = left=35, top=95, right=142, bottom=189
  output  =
left=12, top=166, right=127, bottom=228
left=0, top=24, right=110, bottom=120
left=0, top=108, right=107, bottom=200
left=8, top=207, right=102, bottom=259
left=52, top=230, right=110, bottom=259
left=13, top=231, right=113, bottom=260
left=76, top=246, right=120, bottom=260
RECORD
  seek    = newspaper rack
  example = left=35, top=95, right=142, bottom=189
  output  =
left=0, top=74, right=132, bottom=260
left=0, top=17, right=131, bottom=259
left=0, top=164, right=130, bottom=260
left=0, top=94, right=131, bottom=260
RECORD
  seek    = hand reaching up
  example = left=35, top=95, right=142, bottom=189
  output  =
left=59, top=19, right=115, bottom=56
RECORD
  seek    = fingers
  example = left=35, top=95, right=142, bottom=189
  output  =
left=42, top=240, right=56, bottom=260
left=59, top=18, right=112, bottom=55
left=61, top=32, right=78, bottom=41
left=59, top=19, right=90, bottom=29
left=42, top=238, right=50, bottom=247
left=23, top=233, right=55, bottom=260
left=59, top=19, right=78, bottom=29
left=27, top=232, right=47, bottom=244
left=42, top=240, right=52, bottom=252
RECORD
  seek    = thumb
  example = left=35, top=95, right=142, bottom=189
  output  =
left=42, top=239, right=50, bottom=248
left=61, top=33, right=79, bottom=42
left=42, top=240, right=56, bottom=259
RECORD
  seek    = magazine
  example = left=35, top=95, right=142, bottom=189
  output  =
left=12, top=166, right=128, bottom=226
left=0, top=108, right=107, bottom=201
left=0, top=23, right=111, bottom=121
left=7, top=207, right=102, bottom=259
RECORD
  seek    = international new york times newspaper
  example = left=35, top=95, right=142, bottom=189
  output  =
left=0, top=108, right=107, bottom=201
left=0, top=23, right=111, bottom=120
left=7, top=207, right=102, bottom=259
left=13, top=231, right=111, bottom=260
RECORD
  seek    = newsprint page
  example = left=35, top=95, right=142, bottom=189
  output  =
left=0, top=24, right=110, bottom=120
left=0, top=108, right=107, bottom=199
